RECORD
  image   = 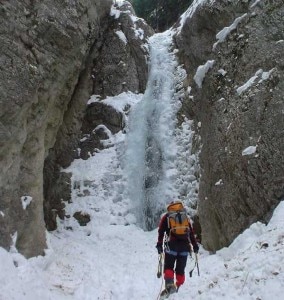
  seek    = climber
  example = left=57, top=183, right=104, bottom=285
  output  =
left=156, top=200, right=199, bottom=297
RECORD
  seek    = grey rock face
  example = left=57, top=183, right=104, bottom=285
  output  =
left=77, top=1, right=154, bottom=162
left=43, top=1, right=153, bottom=234
left=79, top=101, right=124, bottom=159
left=0, top=0, right=112, bottom=257
left=92, top=1, right=154, bottom=97
left=175, top=0, right=284, bottom=251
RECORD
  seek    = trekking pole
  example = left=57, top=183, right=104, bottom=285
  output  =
left=188, top=243, right=196, bottom=277
left=195, top=253, right=200, bottom=276
left=157, top=253, right=163, bottom=278
left=156, top=253, right=165, bottom=300
left=189, top=253, right=196, bottom=278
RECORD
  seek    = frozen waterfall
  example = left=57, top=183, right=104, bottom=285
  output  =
left=124, top=31, right=183, bottom=230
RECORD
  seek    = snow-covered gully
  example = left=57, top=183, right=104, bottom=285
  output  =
left=1, top=22, right=284, bottom=300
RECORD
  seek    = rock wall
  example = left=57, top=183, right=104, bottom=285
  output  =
left=43, top=1, right=154, bottom=233
left=0, top=0, right=113, bottom=257
left=175, top=0, right=284, bottom=251
left=92, top=1, right=154, bottom=97
left=0, top=0, right=153, bottom=257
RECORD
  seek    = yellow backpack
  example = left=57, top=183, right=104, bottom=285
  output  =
left=167, top=201, right=190, bottom=239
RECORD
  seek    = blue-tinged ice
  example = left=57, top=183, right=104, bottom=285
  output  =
left=123, top=31, right=182, bottom=230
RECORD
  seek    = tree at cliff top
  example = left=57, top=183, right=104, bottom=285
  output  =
left=131, top=0, right=193, bottom=31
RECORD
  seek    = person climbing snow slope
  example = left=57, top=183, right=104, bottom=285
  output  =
left=156, top=200, right=199, bottom=298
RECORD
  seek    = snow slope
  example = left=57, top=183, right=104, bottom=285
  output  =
left=1, top=199, right=284, bottom=300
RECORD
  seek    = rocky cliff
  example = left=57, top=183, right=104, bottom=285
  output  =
left=43, top=1, right=153, bottom=232
left=0, top=0, right=153, bottom=257
left=175, top=0, right=284, bottom=251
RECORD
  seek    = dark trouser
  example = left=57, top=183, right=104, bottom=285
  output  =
left=164, top=251, right=188, bottom=287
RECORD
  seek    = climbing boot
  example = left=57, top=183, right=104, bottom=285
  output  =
left=161, top=279, right=176, bottom=297
left=160, top=285, right=176, bottom=299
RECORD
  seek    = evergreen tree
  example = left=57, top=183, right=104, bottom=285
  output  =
left=131, top=0, right=193, bottom=31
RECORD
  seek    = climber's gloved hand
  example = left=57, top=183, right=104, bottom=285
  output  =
left=193, top=243, right=199, bottom=254
left=192, top=243, right=199, bottom=254
left=156, top=243, right=163, bottom=254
